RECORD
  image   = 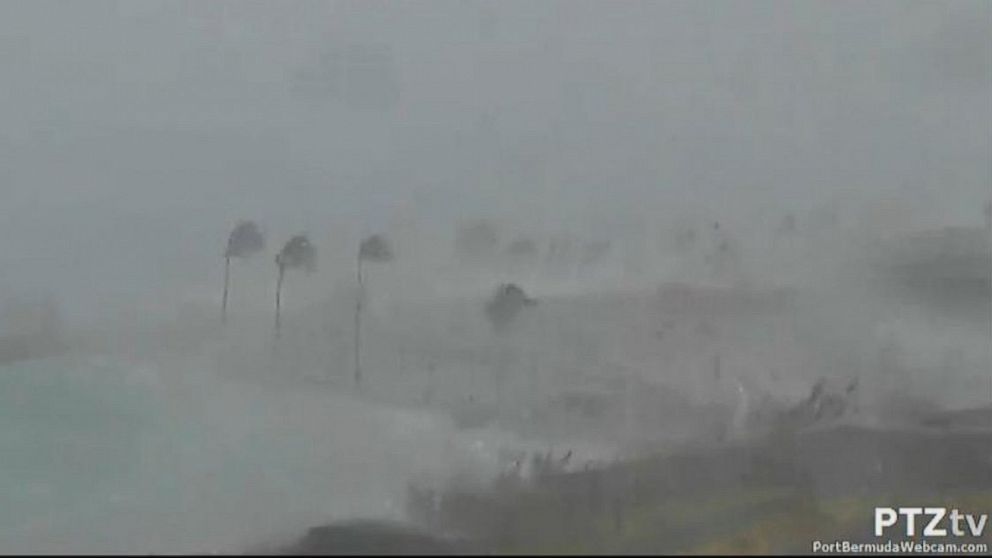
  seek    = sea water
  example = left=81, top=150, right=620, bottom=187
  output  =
left=0, top=353, right=518, bottom=554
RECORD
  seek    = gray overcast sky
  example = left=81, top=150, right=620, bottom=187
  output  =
left=0, top=0, right=989, bottom=321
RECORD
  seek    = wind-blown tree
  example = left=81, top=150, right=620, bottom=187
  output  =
left=484, top=283, right=537, bottom=334
left=454, top=219, right=500, bottom=264
left=274, top=234, right=317, bottom=339
left=354, top=234, right=394, bottom=387
left=222, top=221, right=266, bottom=324
left=506, top=237, right=537, bottom=258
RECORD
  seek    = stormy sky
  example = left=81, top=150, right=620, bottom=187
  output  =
left=0, top=0, right=989, bottom=324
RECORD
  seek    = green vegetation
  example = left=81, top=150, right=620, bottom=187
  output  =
left=415, top=427, right=992, bottom=555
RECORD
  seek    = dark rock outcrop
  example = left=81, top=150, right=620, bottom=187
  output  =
left=281, top=519, right=470, bottom=555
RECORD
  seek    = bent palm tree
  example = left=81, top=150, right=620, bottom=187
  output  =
left=354, top=234, right=394, bottom=387
left=222, top=221, right=265, bottom=324
left=274, top=234, right=317, bottom=340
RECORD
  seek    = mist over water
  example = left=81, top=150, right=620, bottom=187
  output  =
left=0, top=0, right=989, bottom=554
left=0, top=352, right=562, bottom=553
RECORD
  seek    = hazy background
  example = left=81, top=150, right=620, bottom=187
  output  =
left=0, top=1, right=990, bottom=553
left=1, top=0, right=989, bottom=327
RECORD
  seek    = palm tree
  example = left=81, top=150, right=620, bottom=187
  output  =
left=274, top=234, right=317, bottom=340
left=222, top=221, right=265, bottom=324
left=354, top=234, right=394, bottom=387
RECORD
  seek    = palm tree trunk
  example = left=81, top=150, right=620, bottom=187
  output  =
left=354, top=255, right=364, bottom=387
left=275, top=264, right=285, bottom=340
left=222, top=256, right=231, bottom=325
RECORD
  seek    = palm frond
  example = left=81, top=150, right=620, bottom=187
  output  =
left=225, top=220, right=266, bottom=258
left=359, top=234, right=394, bottom=262
left=277, top=234, right=317, bottom=273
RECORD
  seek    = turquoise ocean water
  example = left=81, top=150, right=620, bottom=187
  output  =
left=0, top=354, right=513, bottom=554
